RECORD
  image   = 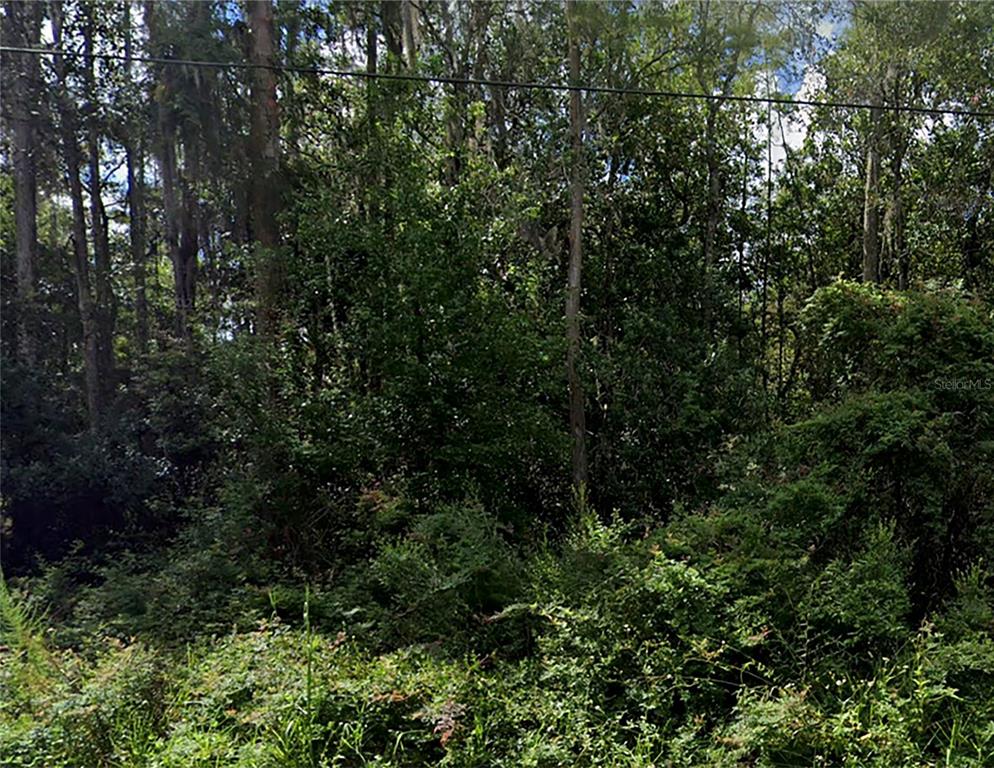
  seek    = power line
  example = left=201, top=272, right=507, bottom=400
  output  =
left=3, top=45, right=994, bottom=119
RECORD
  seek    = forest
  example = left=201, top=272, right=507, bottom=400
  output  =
left=1, top=0, right=993, bottom=765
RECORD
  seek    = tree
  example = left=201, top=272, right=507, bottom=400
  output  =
left=124, top=5, right=148, bottom=353
left=83, top=2, right=116, bottom=384
left=146, top=0, right=203, bottom=346
left=247, top=0, right=282, bottom=337
left=566, top=0, right=587, bottom=492
left=693, top=0, right=762, bottom=271
left=156, top=100, right=195, bottom=344
left=52, top=3, right=101, bottom=428
left=381, top=0, right=419, bottom=67
left=861, top=92, right=882, bottom=283
left=3, top=0, right=40, bottom=365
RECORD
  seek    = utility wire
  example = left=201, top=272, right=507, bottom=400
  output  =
left=3, top=45, right=994, bottom=119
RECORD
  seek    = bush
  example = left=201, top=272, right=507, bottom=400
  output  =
left=4, top=282, right=993, bottom=767
left=360, top=502, right=526, bottom=650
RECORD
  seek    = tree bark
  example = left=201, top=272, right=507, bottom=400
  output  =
left=247, top=0, right=282, bottom=337
left=157, top=110, right=191, bottom=343
left=124, top=8, right=149, bottom=353
left=439, top=1, right=464, bottom=186
left=862, top=95, right=883, bottom=283
left=146, top=0, right=194, bottom=344
left=702, top=100, right=722, bottom=269
left=883, top=142, right=905, bottom=289
left=400, top=0, right=419, bottom=69
left=382, top=0, right=403, bottom=61
left=882, top=66, right=907, bottom=289
left=178, top=181, right=199, bottom=341
left=53, top=7, right=101, bottom=428
left=5, top=0, right=40, bottom=365
left=84, top=10, right=116, bottom=387
left=566, top=0, right=587, bottom=492
left=366, top=8, right=377, bottom=75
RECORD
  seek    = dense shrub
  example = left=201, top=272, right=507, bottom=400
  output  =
left=7, top=509, right=993, bottom=766
left=4, top=284, right=993, bottom=766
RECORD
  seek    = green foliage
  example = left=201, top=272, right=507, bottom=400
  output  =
left=361, top=503, right=525, bottom=650
left=6, top=504, right=993, bottom=766
left=798, top=282, right=994, bottom=403
left=0, top=359, right=157, bottom=567
left=26, top=504, right=273, bottom=648
left=9, top=282, right=994, bottom=765
left=4, top=0, right=994, bottom=763
left=800, top=522, right=911, bottom=646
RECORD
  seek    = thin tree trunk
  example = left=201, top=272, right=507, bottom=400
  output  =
left=702, top=101, right=722, bottom=269
left=84, top=11, right=115, bottom=386
left=884, top=144, right=905, bottom=289
left=862, top=94, right=882, bottom=283
left=401, top=0, right=419, bottom=69
left=88, top=135, right=115, bottom=379
left=247, top=0, right=282, bottom=337
left=125, top=9, right=149, bottom=353
left=178, top=181, right=199, bottom=341
left=735, top=132, right=748, bottom=325
left=158, top=111, right=190, bottom=343
left=440, top=1, right=464, bottom=186
left=893, top=168, right=906, bottom=290
left=366, top=10, right=377, bottom=76
left=53, top=7, right=101, bottom=428
left=5, top=0, right=40, bottom=365
left=761, top=100, right=772, bottom=416
left=127, top=136, right=149, bottom=352
left=882, top=66, right=907, bottom=289
left=364, top=6, right=381, bottom=223
left=566, top=0, right=587, bottom=492
left=146, top=0, right=192, bottom=345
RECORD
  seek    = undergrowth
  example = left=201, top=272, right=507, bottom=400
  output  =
left=2, top=284, right=992, bottom=766
left=2, top=510, right=993, bottom=767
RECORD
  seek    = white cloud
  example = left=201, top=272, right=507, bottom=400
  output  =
left=767, top=68, right=824, bottom=171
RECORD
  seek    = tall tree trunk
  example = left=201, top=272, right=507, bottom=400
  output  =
left=566, top=0, right=587, bottom=492
left=882, top=66, right=907, bottom=290
left=366, top=8, right=377, bottom=76
left=400, top=0, right=419, bottom=69
left=147, top=0, right=194, bottom=345
left=439, top=1, right=464, bottom=186
left=735, top=134, right=749, bottom=324
left=883, top=143, right=906, bottom=289
left=157, top=110, right=190, bottom=343
left=247, top=0, right=282, bottom=337
left=364, top=5, right=381, bottom=224
left=5, top=0, right=40, bottom=365
left=695, top=3, right=755, bottom=272
left=84, top=9, right=115, bottom=387
left=760, top=100, right=772, bottom=413
left=862, top=94, right=883, bottom=283
left=178, top=182, right=199, bottom=338
left=53, top=7, right=101, bottom=428
left=124, top=8, right=149, bottom=353
left=702, top=101, right=722, bottom=269
left=382, top=0, right=403, bottom=61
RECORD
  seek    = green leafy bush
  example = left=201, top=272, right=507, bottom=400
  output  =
left=362, top=502, right=526, bottom=650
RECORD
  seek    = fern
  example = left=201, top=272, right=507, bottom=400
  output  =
left=0, top=570, right=55, bottom=687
